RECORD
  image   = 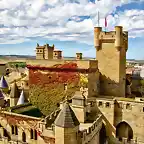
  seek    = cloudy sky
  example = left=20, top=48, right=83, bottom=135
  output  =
left=0, top=0, right=144, bottom=59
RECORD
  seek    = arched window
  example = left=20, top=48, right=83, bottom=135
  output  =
left=30, top=129, right=33, bottom=139
left=11, top=125, right=15, bottom=135
left=15, top=126, right=18, bottom=135
left=34, top=130, right=37, bottom=140
left=3, top=128, right=11, bottom=141
left=22, top=132, right=26, bottom=142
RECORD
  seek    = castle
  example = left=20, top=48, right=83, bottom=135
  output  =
left=0, top=26, right=143, bottom=144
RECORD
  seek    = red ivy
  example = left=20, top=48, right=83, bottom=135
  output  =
left=29, top=63, right=81, bottom=85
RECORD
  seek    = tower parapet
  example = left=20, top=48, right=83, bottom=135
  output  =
left=94, top=26, right=128, bottom=52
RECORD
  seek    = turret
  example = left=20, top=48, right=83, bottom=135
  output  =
left=53, top=50, right=62, bottom=59
left=115, top=26, right=123, bottom=51
left=54, top=100, right=80, bottom=144
left=37, top=43, right=39, bottom=47
left=44, top=44, right=54, bottom=59
left=72, top=91, right=86, bottom=123
left=10, top=81, right=20, bottom=107
left=76, top=53, right=82, bottom=60
left=94, top=27, right=102, bottom=51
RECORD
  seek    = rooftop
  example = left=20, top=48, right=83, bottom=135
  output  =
left=6, top=103, right=44, bottom=118
left=0, top=76, right=8, bottom=88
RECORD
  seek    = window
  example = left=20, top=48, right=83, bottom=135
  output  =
left=98, top=101, right=103, bottom=107
left=34, top=130, right=37, bottom=140
left=11, top=125, right=15, bottom=135
left=30, top=129, right=33, bottom=139
left=106, top=102, right=110, bottom=108
left=143, top=107, right=144, bottom=112
left=126, top=103, right=131, bottom=110
left=22, top=132, right=26, bottom=142
left=15, top=126, right=18, bottom=135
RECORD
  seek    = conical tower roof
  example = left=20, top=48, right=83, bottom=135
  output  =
left=17, top=90, right=25, bottom=105
left=0, top=90, right=4, bottom=99
left=10, top=81, right=20, bottom=98
left=54, top=101, right=80, bottom=128
left=0, top=76, right=8, bottom=88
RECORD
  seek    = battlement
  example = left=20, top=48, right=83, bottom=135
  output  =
left=94, top=26, right=128, bottom=51
left=45, top=109, right=61, bottom=127
left=80, top=114, right=102, bottom=143
left=96, top=97, right=144, bottom=110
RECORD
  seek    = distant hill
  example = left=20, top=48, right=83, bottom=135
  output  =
left=0, top=55, right=143, bottom=63
left=0, top=55, right=95, bottom=60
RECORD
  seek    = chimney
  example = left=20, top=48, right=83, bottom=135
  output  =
left=76, top=53, right=82, bottom=60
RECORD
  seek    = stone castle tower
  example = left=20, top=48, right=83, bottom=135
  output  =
left=36, top=43, right=54, bottom=60
left=54, top=100, right=80, bottom=144
left=94, top=26, right=128, bottom=97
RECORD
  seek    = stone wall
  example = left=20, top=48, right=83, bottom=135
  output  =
left=96, top=97, right=144, bottom=143
left=80, top=114, right=102, bottom=144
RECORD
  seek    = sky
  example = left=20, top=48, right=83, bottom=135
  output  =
left=0, top=0, right=144, bottom=59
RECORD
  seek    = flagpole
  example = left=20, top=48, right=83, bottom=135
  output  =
left=98, top=11, right=99, bottom=27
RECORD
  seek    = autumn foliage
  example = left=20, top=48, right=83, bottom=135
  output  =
left=28, top=62, right=88, bottom=116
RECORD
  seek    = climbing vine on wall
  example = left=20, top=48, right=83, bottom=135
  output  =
left=28, top=62, right=89, bottom=116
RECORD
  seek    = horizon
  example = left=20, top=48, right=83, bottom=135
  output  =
left=0, top=0, right=144, bottom=60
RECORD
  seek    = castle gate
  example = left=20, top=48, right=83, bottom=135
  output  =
left=116, top=121, right=133, bottom=141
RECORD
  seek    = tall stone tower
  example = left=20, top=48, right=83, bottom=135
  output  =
left=94, top=26, right=128, bottom=97
left=36, top=43, right=54, bottom=60
left=54, top=101, right=80, bottom=144
left=44, top=44, right=54, bottom=59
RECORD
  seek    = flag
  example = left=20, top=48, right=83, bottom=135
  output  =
left=105, top=17, right=107, bottom=27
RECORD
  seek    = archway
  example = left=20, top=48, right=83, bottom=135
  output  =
left=22, top=132, right=26, bottom=142
left=99, top=124, right=107, bottom=144
left=116, top=121, right=133, bottom=141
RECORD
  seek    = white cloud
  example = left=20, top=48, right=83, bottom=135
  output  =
left=0, top=0, right=143, bottom=45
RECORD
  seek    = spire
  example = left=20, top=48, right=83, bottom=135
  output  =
left=0, top=90, right=4, bottom=99
left=10, top=81, right=20, bottom=98
left=54, top=101, right=80, bottom=128
left=37, top=43, right=39, bottom=47
left=17, top=90, right=25, bottom=105
left=0, top=76, right=8, bottom=88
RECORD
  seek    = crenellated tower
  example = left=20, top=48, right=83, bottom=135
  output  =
left=94, top=26, right=128, bottom=97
